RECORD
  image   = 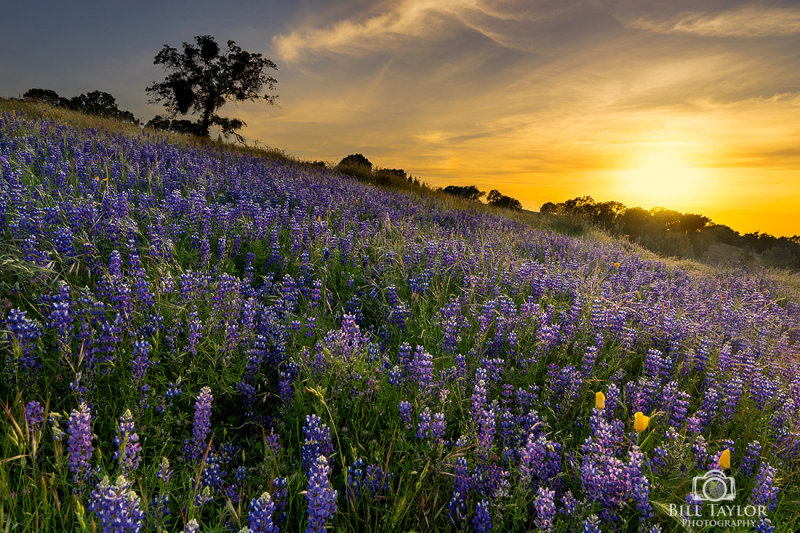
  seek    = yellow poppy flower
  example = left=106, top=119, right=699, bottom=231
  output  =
left=595, top=391, right=606, bottom=410
left=634, top=411, right=650, bottom=433
left=614, top=262, right=620, bottom=268
left=719, top=449, right=731, bottom=469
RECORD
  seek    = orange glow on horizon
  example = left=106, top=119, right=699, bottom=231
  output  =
left=235, top=1, right=800, bottom=238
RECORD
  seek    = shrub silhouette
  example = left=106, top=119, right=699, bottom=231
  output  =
left=487, top=189, right=522, bottom=210
left=441, top=185, right=485, bottom=202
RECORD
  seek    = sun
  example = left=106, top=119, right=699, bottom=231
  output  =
left=616, top=145, right=710, bottom=209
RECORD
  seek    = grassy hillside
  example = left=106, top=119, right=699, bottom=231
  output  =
left=1, top=102, right=799, bottom=532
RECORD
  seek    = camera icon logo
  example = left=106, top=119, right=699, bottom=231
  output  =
left=692, top=469, right=736, bottom=502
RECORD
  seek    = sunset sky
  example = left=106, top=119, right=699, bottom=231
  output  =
left=2, top=0, right=799, bottom=235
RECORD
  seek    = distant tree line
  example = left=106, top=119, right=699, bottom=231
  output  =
left=440, top=184, right=523, bottom=210
left=22, top=88, right=138, bottom=123
left=541, top=196, right=800, bottom=268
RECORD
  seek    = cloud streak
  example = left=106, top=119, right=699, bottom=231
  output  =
left=272, top=0, right=562, bottom=61
left=626, top=5, right=800, bottom=37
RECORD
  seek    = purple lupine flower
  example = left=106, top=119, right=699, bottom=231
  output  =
left=477, top=404, right=496, bottom=455
left=6, top=308, right=42, bottom=372
left=431, top=411, right=446, bottom=442
left=722, top=372, right=744, bottom=421
left=187, top=308, right=202, bottom=357
left=650, top=445, right=668, bottom=474
left=272, top=477, right=288, bottom=527
left=113, top=409, right=141, bottom=474
left=200, top=453, right=224, bottom=494
left=448, top=456, right=471, bottom=524
left=755, top=517, right=776, bottom=533
left=363, top=464, right=391, bottom=497
left=67, top=401, right=93, bottom=486
left=409, top=345, right=433, bottom=388
left=182, top=519, right=200, bottom=533
left=397, top=342, right=412, bottom=376
left=560, top=490, right=578, bottom=515
left=519, top=433, right=562, bottom=485
left=156, top=457, right=172, bottom=483
left=741, top=441, right=762, bottom=477
left=306, top=455, right=337, bottom=533
left=416, top=407, right=432, bottom=439
left=691, top=436, right=708, bottom=469
left=604, top=383, right=620, bottom=417
left=749, top=462, right=779, bottom=511
left=582, top=515, right=601, bottom=533
left=132, top=340, right=151, bottom=384
left=471, top=369, right=488, bottom=420
left=49, top=284, right=73, bottom=350
left=582, top=345, right=598, bottom=378
left=88, top=475, right=145, bottom=533
left=25, top=400, right=44, bottom=433
left=643, top=348, right=665, bottom=380
left=471, top=462, right=510, bottom=502
left=186, top=386, right=213, bottom=461
left=683, top=492, right=703, bottom=521
left=533, top=486, right=556, bottom=531
left=302, top=414, right=333, bottom=474
left=109, top=250, right=123, bottom=280
left=472, top=499, right=492, bottom=533
left=347, top=457, right=365, bottom=501
left=248, top=491, right=279, bottom=533
left=626, top=446, right=652, bottom=519
left=399, top=400, right=413, bottom=429
left=310, top=279, right=322, bottom=307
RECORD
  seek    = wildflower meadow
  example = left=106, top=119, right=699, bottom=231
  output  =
left=1, top=109, right=798, bottom=531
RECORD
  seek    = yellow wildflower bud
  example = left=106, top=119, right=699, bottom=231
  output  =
left=614, top=262, right=620, bottom=268
left=634, top=411, right=650, bottom=433
left=719, top=449, right=731, bottom=469
left=595, top=391, right=606, bottom=410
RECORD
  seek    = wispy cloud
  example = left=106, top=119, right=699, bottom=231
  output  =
left=273, top=0, right=558, bottom=61
left=626, top=5, right=800, bottom=37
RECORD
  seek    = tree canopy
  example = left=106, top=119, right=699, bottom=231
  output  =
left=338, top=154, right=373, bottom=169
left=442, top=185, right=485, bottom=202
left=487, top=189, right=523, bottom=210
left=22, top=88, right=137, bottom=123
left=146, top=35, right=277, bottom=140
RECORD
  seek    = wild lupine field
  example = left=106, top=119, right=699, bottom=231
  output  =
left=1, top=108, right=799, bottom=533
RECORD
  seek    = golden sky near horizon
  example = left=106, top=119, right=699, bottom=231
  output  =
left=5, top=0, right=797, bottom=236
left=238, top=0, right=800, bottom=236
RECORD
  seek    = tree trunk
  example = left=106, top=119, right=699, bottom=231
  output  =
left=199, top=104, right=212, bottom=137
left=199, top=93, right=215, bottom=137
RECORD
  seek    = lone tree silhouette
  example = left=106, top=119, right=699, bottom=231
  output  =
left=146, top=35, right=277, bottom=139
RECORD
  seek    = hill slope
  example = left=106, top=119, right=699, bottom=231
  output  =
left=1, top=104, right=799, bottom=531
